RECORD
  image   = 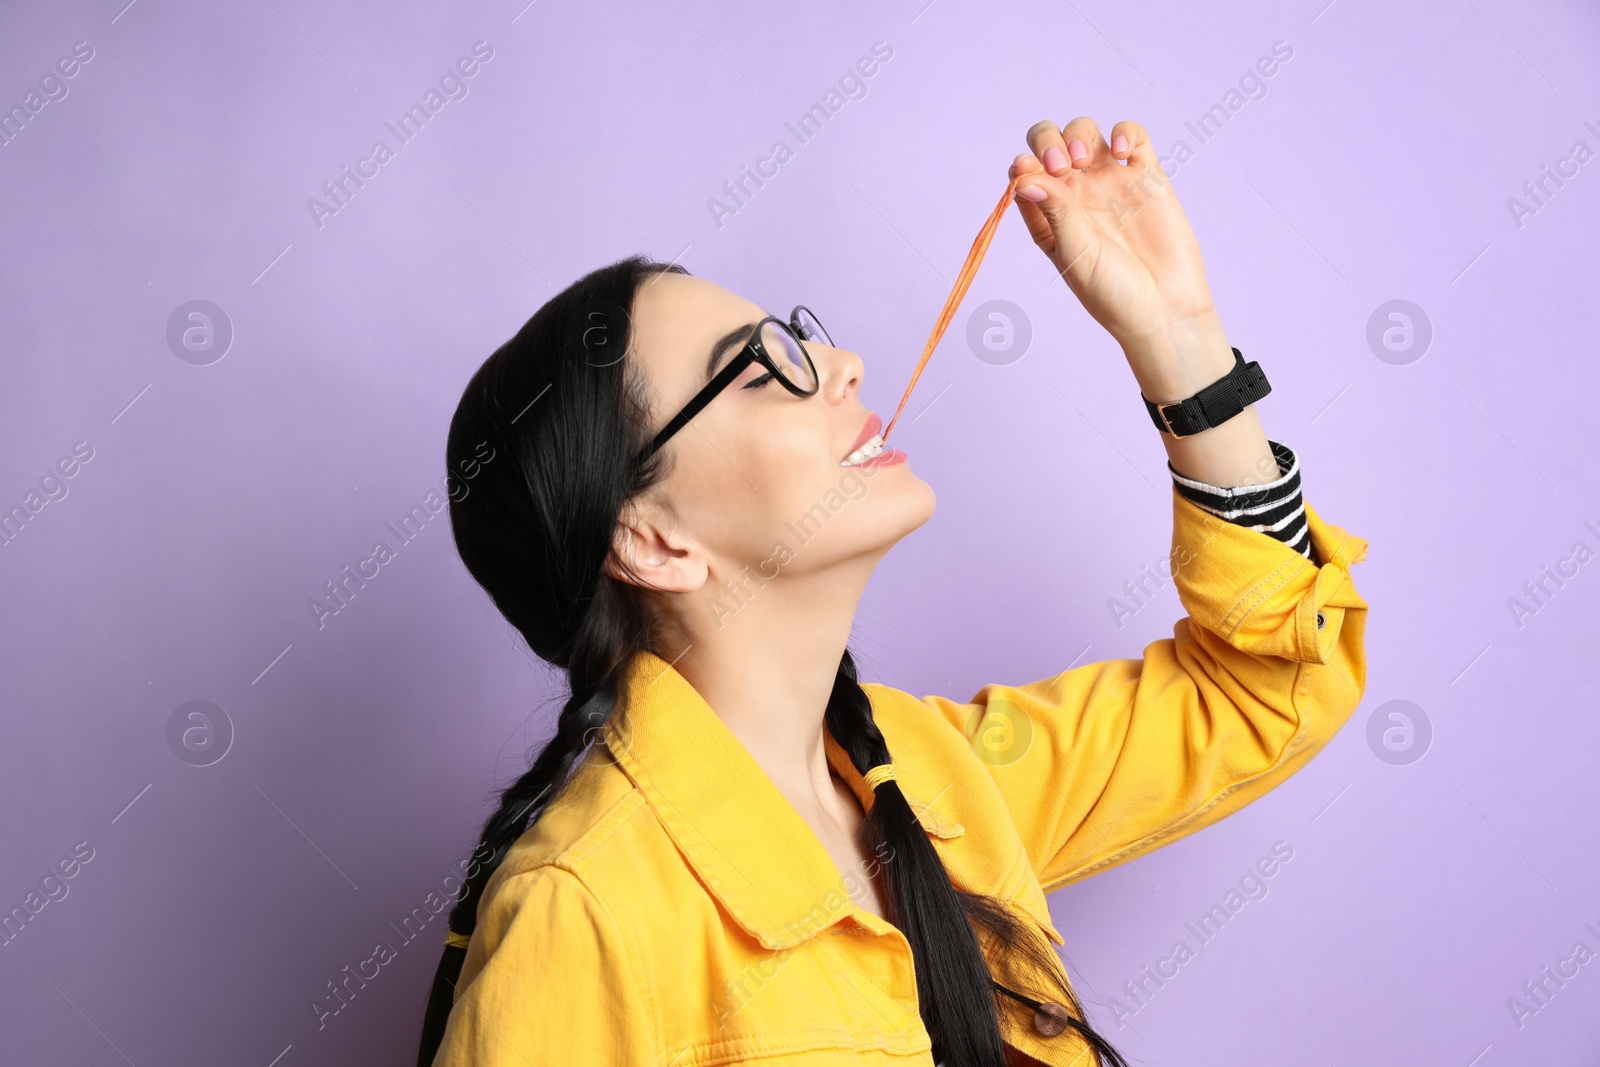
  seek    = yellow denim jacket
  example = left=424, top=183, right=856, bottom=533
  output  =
left=432, top=485, right=1370, bottom=1066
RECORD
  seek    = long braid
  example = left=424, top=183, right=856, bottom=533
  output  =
left=417, top=582, right=636, bottom=1064
left=417, top=254, right=681, bottom=1067
left=828, top=650, right=1129, bottom=1067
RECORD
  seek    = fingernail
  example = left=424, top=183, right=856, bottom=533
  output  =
left=1112, top=134, right=1128, bottom=155
left=1017, top=184, right=1047, bottom=202
left=1067, top=139, right=1087, bottom=163
left=1042, top=146, right=1068, bottom=174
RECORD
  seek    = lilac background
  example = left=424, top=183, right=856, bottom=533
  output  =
left=3, top=0, right=1598, bottom=1063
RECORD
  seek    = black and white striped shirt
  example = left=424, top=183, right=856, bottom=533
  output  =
left=1167, top=440, right=1317, bottom=566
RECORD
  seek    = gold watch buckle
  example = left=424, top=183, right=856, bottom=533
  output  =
left=1156, top=400, right=1198, bottom=439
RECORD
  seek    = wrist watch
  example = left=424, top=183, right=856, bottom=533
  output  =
left=1142, top=347, right=1271, bottom=438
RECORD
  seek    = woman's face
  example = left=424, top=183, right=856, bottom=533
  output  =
left=619, top=273, right=936, bottom=597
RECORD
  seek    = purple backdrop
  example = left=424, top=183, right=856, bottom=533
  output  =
left=4, top=0, right=1598, bottom=1063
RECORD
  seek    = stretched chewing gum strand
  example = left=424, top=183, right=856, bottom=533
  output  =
left=880, top=172, right=1024, bottom=444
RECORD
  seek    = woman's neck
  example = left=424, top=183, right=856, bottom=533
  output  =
left=670, top=560, right=869, bottom=815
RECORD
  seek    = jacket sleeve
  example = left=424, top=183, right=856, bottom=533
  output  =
left=918, top=477, right=1370, bottom=893
left=431, top=864, right=657, bottom=1066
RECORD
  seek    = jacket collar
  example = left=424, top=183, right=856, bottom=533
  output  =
left=601, top=649, right=1059, bottom=951
left=603, top=649, right=849, bottom=949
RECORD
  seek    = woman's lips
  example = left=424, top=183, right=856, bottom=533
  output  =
left=841, top=412, right=908, bottom=468
left=855, top=448, right=906, bottom=470
left=841, top=434, right=885, bottom=466
left=842, top=412, right=883, bottom=462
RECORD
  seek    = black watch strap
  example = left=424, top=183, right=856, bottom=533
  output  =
left=1142, top=347, right=1271, bottom=438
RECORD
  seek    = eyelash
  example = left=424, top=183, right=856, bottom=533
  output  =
left=743, top=372, right=776, bottom=390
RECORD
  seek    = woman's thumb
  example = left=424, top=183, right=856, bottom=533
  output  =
left=1013, top=171, right=1088, bottom=265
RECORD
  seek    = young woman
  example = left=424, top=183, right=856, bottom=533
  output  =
left=417, top=117, right=1370, bottom=1067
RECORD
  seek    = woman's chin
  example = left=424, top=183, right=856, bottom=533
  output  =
left=890, top=478, right=937, bottom=536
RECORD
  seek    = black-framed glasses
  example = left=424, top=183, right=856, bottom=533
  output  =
left=635, top=305, right=830, bottom=464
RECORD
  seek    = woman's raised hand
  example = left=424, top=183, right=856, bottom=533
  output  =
left=1011, top=117, right=1233, bottom=401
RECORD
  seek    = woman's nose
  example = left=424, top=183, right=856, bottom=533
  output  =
left=820, top=345, right=863, bottom=404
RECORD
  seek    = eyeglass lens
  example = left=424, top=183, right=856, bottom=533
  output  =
left=793, top=307, right=831, bottom=347
left=758, top=319, right=820, bottom=392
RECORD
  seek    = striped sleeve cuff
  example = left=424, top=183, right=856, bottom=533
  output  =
left=1168, top=440, right=1318, bottom=566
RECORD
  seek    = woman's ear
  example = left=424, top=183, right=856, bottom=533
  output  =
left=603, top=500, right=706, bottom=593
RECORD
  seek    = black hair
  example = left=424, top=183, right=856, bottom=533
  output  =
left=417, top=253, right=1129, bottom=1067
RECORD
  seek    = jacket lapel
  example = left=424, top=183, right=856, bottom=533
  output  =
left=603, top=649, right=1063, bottom=952
left=603, top=649, right=854, bottom=950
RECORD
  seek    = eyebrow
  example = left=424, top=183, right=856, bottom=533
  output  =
left=706, top=321, right=759, bottom=381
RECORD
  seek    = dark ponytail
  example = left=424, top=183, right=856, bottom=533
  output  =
left=416, top=253, right=675, bottom=1064
left=828, top=653, right=1129, bottom=1067
left=418, top=254, right=1127, bottom=1067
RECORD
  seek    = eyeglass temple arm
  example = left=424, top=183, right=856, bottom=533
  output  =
left=639, top=349, right=754, bottom=461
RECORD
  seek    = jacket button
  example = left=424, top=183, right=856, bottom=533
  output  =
left=1316, top=610, right=1326, bottom=630
left=1033, top=1001, right=1071, bottom=1037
